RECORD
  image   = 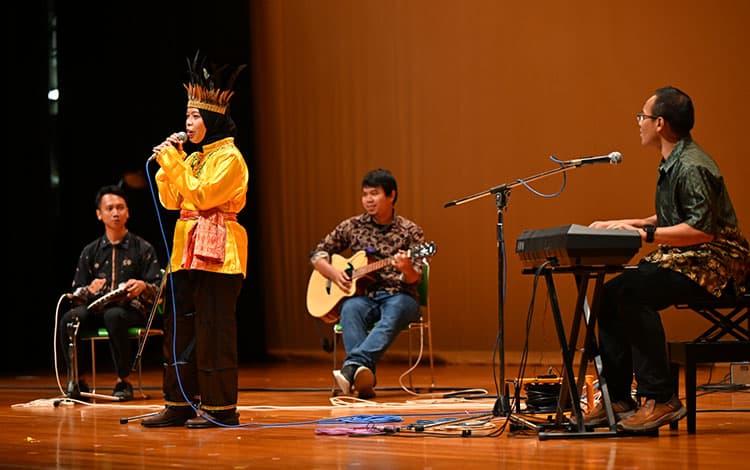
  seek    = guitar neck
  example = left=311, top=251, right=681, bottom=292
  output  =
left=352, top=256, right=396, bottom=278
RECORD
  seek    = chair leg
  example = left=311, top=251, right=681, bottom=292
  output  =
left=427, top=325, right=435, bottom=390
left=405, top=325, right=433, bottom=391
left=670, top=362, right=681, bottom=430
left=90, top=339, right=97, bottom=396
left=407, top=328, right=415, bottom=389
left=331, top=331, right=338, bottom=395
left=685, top=357, right=697, bottom=434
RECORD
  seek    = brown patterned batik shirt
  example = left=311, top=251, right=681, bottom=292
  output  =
left=643, top=138, right=749, bottom=297
left=72, top=232, right=162, bottom=315
left=310, top=212, right=425, bottom=299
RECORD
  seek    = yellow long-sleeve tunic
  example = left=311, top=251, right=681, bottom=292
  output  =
left=155, top=137, right=248, bottom=277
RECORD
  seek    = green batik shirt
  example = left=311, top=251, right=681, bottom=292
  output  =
left=644, top=138, right=749, bottom=297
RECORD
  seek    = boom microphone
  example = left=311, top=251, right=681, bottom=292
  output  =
left=148, top=132, right=188, bottom=161
left=564, top=151, right=623, bottom=166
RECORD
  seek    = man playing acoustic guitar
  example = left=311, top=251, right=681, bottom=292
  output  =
left=310, top=169, right=426, bottom=399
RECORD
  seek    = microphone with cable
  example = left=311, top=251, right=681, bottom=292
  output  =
left=148, top=132, right=188, bottom=162
left=563, top=151, right=623, bottom=166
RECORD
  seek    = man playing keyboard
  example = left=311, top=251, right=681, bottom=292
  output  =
left=586, top=86, right=749, bottom=432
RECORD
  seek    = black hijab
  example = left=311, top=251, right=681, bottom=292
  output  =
left=196, top=108, right=237, bottom=148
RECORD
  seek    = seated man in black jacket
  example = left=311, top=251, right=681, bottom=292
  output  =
left=60, top=185, right=161, bottom=401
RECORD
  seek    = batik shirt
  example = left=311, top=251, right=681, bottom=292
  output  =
left=644, top=138, right=749, bottom=297
left=72, top=232, right=162, bottom=315
left=311, top=212, right=425, bottom=299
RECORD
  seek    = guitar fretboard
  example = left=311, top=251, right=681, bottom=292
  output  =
left=352, top=255, right=397, bottom=279
left=348, top=243, right=434, bottom=279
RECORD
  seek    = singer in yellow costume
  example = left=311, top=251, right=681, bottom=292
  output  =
left=142, top=53, right=248, bottom=429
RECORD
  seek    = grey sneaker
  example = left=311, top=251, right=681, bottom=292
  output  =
left=112, top=381, right=134, bottom=401
left=353, top=365, right=375, bottom=399
left=333, top=364, right=358, bottom=395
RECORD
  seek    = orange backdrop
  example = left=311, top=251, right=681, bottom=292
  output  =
left=247, top=0, right=750, bottom=362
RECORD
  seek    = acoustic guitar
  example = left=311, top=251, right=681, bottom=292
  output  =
left=306, top=241, right=437, bottom=323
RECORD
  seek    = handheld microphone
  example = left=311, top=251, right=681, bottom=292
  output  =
left=148, top=132, right=188, bottom=162
left=564, top=151, right=622, bottom=166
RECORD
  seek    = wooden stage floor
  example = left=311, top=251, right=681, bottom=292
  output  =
left=2, top=362, right=749, bottom=469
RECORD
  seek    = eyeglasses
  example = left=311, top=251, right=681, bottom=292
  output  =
left=636, top=112, right=659, bottom=123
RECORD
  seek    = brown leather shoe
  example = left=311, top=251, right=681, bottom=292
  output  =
left=618, top=396, right=687, bottom=432
left=571, top=398, right=637, bottom=427
left=141, top=406, right=196, bottom=427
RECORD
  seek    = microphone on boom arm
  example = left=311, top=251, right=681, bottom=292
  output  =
left=562, top=151, right=623, bottom=166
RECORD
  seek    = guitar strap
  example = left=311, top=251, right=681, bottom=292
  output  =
left=365, top=246, right=385, bottom=259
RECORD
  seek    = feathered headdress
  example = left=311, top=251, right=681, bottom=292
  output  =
left=184, top=51, right=246, bottom=115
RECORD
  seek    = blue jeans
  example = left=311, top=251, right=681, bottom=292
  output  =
left=340, top=291, right=420, bottom=373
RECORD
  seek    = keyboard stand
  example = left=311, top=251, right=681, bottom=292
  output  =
left=523, top=264, right=646, bottom=440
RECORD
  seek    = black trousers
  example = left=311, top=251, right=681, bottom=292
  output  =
left=59, top=305, right=144, bottom=380
left=598, top=261, right=715, bottom=402
left=162, top=270, right=243, bottom=410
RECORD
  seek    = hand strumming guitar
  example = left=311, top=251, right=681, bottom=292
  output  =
left=312, top=257, right=352, bottom=291
left=331, top=270, right=352, bottom=292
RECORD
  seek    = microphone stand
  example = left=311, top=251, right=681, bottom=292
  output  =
left=121, top=269, right=170, bottom=421
left=444, top=160, right=579, bottom=417
left=131, top=268, right=169, bottom=373
left=59, top=316, right=122, bottom=404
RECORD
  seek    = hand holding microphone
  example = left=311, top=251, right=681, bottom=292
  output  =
left=148, top=131, right=188, bottom=162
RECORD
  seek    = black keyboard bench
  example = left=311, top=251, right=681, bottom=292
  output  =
left=668, top=292, right=750, bottom=434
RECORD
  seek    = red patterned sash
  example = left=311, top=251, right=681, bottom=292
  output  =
left=179, top=209, right=237, bottom=269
